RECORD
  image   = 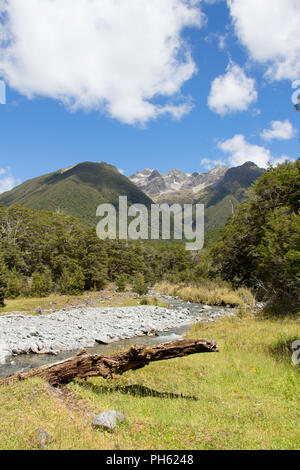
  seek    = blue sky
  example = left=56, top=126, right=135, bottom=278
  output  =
left=0, top=0, right=299, bottom=191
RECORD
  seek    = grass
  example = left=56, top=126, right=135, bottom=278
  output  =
left=262, top=298, right=300, bottom=318
left=155, top=280, right=255, bottom=308
left=0, top=379, right=115, bottom=450
left=0, top=314, right=299, bottom=450
left=0, top=291, right=167, bottom=315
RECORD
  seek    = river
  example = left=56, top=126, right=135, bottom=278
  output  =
left=0, top=294, right=234, bottom=377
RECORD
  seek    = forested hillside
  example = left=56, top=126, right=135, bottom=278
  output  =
left=196, top=161, right=265, bottom=231
left=0, top=204, right=192, bottom=305
left=213, top=159, right=300, bottom=309
left=0, top=162, right=153, bottom=227
left=0, top=160, right=298, bottom=313
left=0, top=160, right=265, bottom=232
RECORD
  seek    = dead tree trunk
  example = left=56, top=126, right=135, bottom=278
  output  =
left=0, top=339, right=218, bottom=387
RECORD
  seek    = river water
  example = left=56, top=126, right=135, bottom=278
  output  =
left=0, top=295, right=234, bottom=378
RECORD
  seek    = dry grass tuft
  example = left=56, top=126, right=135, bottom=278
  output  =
left=155, top=281, right=255, bottom=307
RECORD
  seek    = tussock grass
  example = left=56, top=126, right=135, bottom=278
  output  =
left=1, top=316, right=299, bottom=450
left=155, top=280, right=255, bottom=307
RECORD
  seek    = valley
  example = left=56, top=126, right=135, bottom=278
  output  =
left=0, top=158, right=298, bottom=451
left=0, top=0, right=299, bottom=453
left=0, top=298, right=298, bottom=450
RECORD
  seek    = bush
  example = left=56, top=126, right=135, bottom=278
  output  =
left=5, top=271, right=25, bottom=299
left=84, top=265, right=107, bottom=291
left=0, top=288, right=5, bottom=307
left=132, top=273, right=148, bottom=296
left=116, top=274, right=128, bottom=293
left=0, top=266, right=6, bottom=307
left=59, top=264, right=85, bottom=295
left=31, top=269, right=53, bottom=297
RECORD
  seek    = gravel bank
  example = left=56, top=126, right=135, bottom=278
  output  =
left=0, top=305, right=234, bottom=364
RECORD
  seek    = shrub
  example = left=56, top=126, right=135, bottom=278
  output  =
left=132, top=273, right=148, bottom=296
left=59, top=264, right=85, bottom=295
left=5, top=270, right=24, bottom=299
left=31, top=269, right=53, bottom=297
left=0, top=266, right=6, bottom=307
left=84, top=265, right=107, bottom=291
left=116, top=274, right=128, bottom=293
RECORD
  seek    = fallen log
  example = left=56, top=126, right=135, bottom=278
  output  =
left=0, top=338, right=218, bottom=387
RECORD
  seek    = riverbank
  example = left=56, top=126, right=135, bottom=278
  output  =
left=0, top=289, right=167, bottom=316
left=0, top=314, right=299, bottom=450
left=154, top=281, right=255, bottom=308
left=0, top=302, right=235, bottom=366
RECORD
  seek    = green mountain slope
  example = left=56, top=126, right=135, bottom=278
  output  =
left=195, top=162, right=265, bottom=231
left=148, top=162, right=265, bottom=231
left=0, top=161, right=264, bottom=231
left=0, top=162, right=153, bottom=226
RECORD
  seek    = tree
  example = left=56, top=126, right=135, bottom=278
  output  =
left=132, top=273, right=148, bottom=296
left=0, top=260, right=7, bottom=307
left=31, top=268, right=53, bottom=297
left=213, top=159, right=300, bottom=305
left=116, top=274, right=128, bottom=292
left=0, top=203, right=203, bottom=300
left=82, top=230, right=108, bottom=290
left=59, top=262, right=85, bottom=295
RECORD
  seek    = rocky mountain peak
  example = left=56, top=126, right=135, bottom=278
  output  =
left=129, top=164, right=229, bottom=197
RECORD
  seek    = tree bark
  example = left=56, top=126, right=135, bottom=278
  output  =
left=0, top=338, right=218, bottom=387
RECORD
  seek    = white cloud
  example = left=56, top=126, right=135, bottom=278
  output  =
left=217, top=34, right=227, bottom=51
left=208, top=62, right=257, bottom=115
left=0, top=0, right=204, bottom=125
left=204, top=31, right=229, bottom=51
left=218, top=134, right=289, bottom=168
left=260, top=119, right=296, bottom=141
left=204, top=0, right=223, bottom=4
left=0, top=168, right=20, bottom=194
left=200, top=158, right=226, bottom=170
left=228, top=0, right=300, bottom=81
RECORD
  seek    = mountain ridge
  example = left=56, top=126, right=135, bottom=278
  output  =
left=0, top=160, right=265, bottom=231
left=130, top=165, right=228, bottom=198
left=130, top=161, right=265, bottom=231
left=0, top=161, right=153, bottom=227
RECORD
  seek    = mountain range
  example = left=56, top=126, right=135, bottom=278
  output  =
left=0, top=160, right=264, bottom=231
left=130, top=162, right=264, bottom=231
left=130, top=165, right=228, bottom=199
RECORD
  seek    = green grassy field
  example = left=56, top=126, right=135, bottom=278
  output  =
left=0, top=314, right=299, bottom=450
left=0, top=291, right=167, bottom=315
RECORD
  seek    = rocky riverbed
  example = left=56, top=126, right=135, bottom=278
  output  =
left=0, top=302, right=234, bottom=365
